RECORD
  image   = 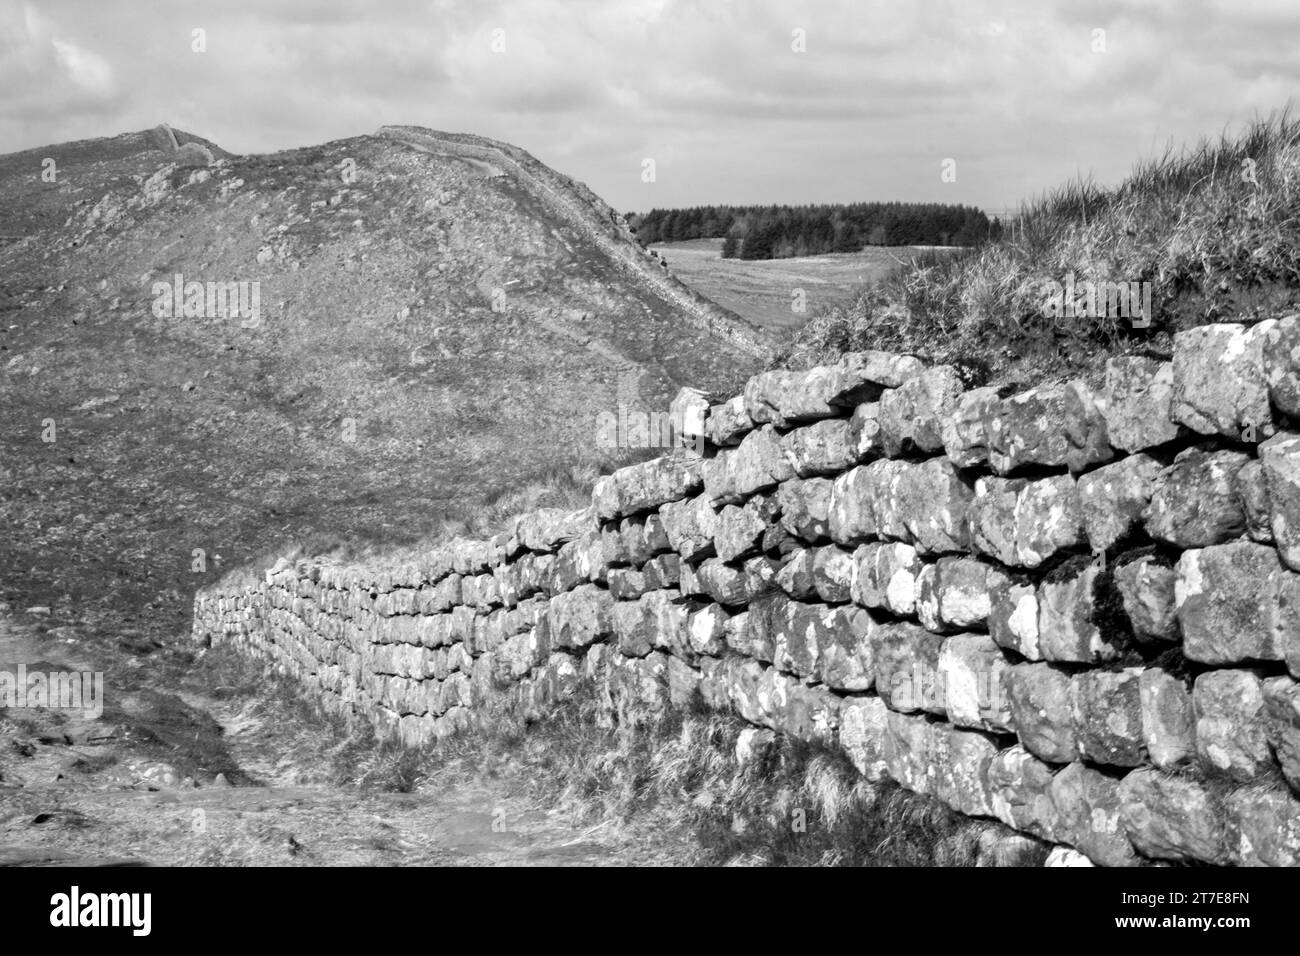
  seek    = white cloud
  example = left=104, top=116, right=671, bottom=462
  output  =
left=51, top=37, right=114, bottom=94
left=0, top=0, right=1293, bottom=213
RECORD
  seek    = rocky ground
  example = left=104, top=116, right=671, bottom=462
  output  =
left=0, top=605, right=689, bottom=866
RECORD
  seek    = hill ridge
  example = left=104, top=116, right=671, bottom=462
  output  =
left=378, top=125, right=771, bottom=359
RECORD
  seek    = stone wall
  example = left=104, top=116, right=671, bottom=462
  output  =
left=192, top=315, right=1300, bottom=867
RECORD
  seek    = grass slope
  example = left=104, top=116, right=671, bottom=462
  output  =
left=785, top=110, right=1300, bottom=389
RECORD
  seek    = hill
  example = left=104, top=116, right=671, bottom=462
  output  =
left=0, top=124, right=769, bottom=634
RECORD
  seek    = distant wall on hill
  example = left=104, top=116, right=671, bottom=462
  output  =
left=378, top=126, right=772, bottom=359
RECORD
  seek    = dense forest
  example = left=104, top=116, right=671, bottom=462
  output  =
left=629, top=202, right=1000, bottom=259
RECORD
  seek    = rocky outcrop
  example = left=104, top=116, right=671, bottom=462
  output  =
left=195, top=316, right=1300, bottom=868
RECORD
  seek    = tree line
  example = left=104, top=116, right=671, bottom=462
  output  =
left=629, top=202, right=999, bottom=259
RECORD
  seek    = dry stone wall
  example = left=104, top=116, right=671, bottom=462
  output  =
left=193, top=315, right=1300, bottom=867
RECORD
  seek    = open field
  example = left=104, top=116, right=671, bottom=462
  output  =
left=649, top=238, right=957, bottom=335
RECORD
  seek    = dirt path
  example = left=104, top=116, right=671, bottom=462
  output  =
left=0, top=610, right=683, bottom=866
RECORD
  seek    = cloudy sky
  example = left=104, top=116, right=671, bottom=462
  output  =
left=2, top=0, right=1296, bottom=213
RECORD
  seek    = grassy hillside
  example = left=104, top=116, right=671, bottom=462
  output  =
left=0, top=127, right=764, bottom=633
left=784, top=111, right=1300, bottom=389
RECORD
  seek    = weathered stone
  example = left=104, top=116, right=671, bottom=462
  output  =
left=666, top=654, right=703, bottom=708
left=1077, top=453, right=1162, bottom=552
left=600, top=524, right=631, bottom=567
left=670, top=386, right=711, bottom=450
left=1288, top=573, right=1300, bottom=682
left=1138, top=669, right=1196, bottom=771
left=811, top=545, right=855, bottom=603
left=912, top=564, right=943, bottom=632
left=780, top=417, right=857, bottom=477
left=743, top=367, right=839, bottom=427
left=881, top=458, right=974, bottom=555
left=813, top=604, right=877, bottom=691
left=1038, top=559, right=1119, bottom=663
left=1193, top=669, right=1272, bottom=783
left=761, top=514, right=796, bottom=558
left=701, top=425, right=795, bottom=504
left=611, top=589, right=684, bottom=658
left=969, top=475, right=1082, bottom=569
left=727, top=659, right=841, bottom=741
left=1235, top=459, right=1275, bottom=545
left=592, top=456, right=702, bottom=521
left=769, top=599, right=822, bottom=678
left=1263, top=313, right=1300, bottom=419
left=693, top=558, right=747, bottom=607
left=1262, top=676, right=1300, bottom=794
left=493, top=631, right=541, bottom=683
left=450, top=538, right=492, bottom=575
left=879, top=365, right=964, bottom=456
left=1226, top=787, right=1300, bottom=867
left=731, top=594, right=784, bottom=662
left=838, top=695, right=890, bottom=781
left=988, top=745, right=1064, bottom=842
left=685, top=602, right=729, bottom=658
left=734, top=727, right=778, bottom=767
left=1260, top=433, right=1300, bottom=571
left=1070, top=669, right=1145, bottom=767
left=744, top=354, right=915, bottom=430
left=827, top=464, right=881, bottom=545
left=1118, top=769, right=1231, bottom=865
left=1114, top=555, right=1178, bottom=643
left=658, top=493, right=719, bottom=561
left=766, top=674, right=842, bottom=744
left=546, top=584, right=613, bottom=649
left=930, top=556, right=1005, bottom=632
left=1171, top=321, right=1276, bottom=439
left=609, top=651, right=670, bottom=717
left=713, top=499, right=769, bottom=563
left=941, top=386, right=999, bottom=468
left=606, top=567, right=648, bottom=601
left=851, top=541, right=922, bottom=616
left=516, top=507, right=592, bottom=552
left=723, top=658, right=766, bottom=725
left=619, top=514, right=672, bottom=567
left=1144, top=445, right=1249, bottom=548
left=776, top=477, right=833, bottom=541
left=933, top=725, right=998, bottom=817
left=704, top=395, right=753, bottom=447
left=775, top=548, right=817, bottom=600
left=938, top=633, right=1013, bottom=731
left=836, top=349, right=927, bottom=391
left=1175, top=541, right=1288, bottom=664
left=1002, top=662, right=1078, bottom=763
left=742, top=555, right=782, bottom=600
left=552, top=531, right=607, bottom=589
left=676, top=558, right=702, bottom=599
left=847, top=401, right=885, bottom=461
left=641, top=553, right=680, bottom=591
left=872, top=622, right=945, bottom=715
left=988, top=574, right=1042, bottom=661
left=883, top=710, right=938, bottom=795
left=1102, top=356, right=1183, bottom=452
left=986, top=381, right=1113, bottom=475
left=1049, top=762, right=1139, bottom=867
